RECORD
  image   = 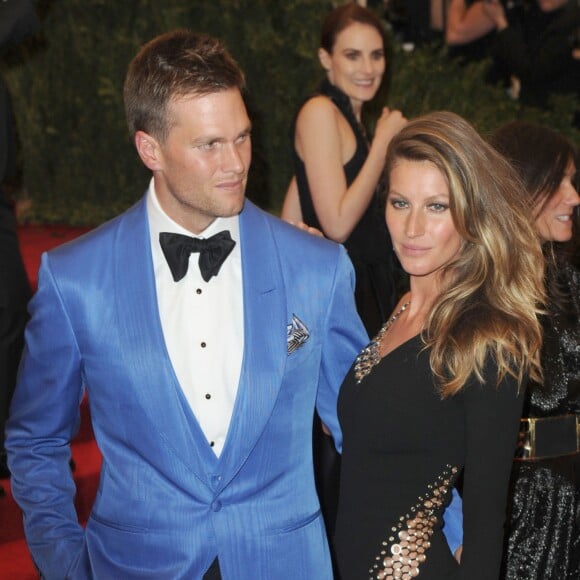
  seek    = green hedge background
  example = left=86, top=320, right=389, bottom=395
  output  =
left=2, top=0, right=579, bottom=226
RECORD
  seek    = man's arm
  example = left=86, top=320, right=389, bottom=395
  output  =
left=6, top=252, right=86, bottom=578
left=315, top=246, right=368, bottom=453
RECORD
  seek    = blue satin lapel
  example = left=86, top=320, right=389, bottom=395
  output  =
left=113, top=200, right=285, bottom=486
left=114, top=200, right=218, bottom=478
left=218, top=202, right=286, bottom=479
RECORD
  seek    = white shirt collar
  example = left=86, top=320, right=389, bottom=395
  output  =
left=146, top=178, right=240, bottom=246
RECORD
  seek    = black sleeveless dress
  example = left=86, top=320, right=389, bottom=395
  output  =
left=334, top=336, right=524, bottom=579
left=501, top=262, right=580, bottom=579
left=293, top=80, right=398, bottom=337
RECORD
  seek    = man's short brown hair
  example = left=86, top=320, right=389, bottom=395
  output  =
left=124, top=30, right=245, bottom=142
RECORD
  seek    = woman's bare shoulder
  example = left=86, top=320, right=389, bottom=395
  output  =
left=297, top=94, right=338, bottom=122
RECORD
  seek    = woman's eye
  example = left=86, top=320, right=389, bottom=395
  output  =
left=390, top=199, right=407, bottom=209
left=429, top=203, right=448, bottom=212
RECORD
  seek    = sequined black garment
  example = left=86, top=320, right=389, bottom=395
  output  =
left=502, top=263, right=580, bottom=580
left=335, top=337, right=524, bottom=579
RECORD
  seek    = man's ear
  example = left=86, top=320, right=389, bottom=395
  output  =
left=318, top=47, right=331, bottom=72
left=134, top=131, right=162, bottom=171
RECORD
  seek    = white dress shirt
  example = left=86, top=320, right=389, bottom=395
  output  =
left=147, top=181, right=244, bottom=457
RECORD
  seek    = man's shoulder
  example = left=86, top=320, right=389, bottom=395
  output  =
left=47, top=197, right=145, bottom=264
left=245, top=201, right=343, bottom=259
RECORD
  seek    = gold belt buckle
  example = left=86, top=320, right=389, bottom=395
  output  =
left=516, top=415, right=580, bottom=460
left=516, top=417, right=536, bottom=460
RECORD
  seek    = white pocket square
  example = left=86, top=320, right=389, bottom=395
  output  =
left=287, top=314, right=310, bottom=354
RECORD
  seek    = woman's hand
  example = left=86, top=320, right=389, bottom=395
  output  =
left=373, top=107, right=407, bottom=152
left=290, top=221, right=325, bottom=238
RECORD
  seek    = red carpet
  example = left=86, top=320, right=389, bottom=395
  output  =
left=16, top=224, right=92, bottom=290
left=0, top=225, right=101, bottom=580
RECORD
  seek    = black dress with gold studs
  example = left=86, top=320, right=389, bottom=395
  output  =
left=334, top=335, right=524, bottom=579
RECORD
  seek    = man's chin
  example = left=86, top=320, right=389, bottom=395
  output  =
left=222, top=196, right=245, bottom=217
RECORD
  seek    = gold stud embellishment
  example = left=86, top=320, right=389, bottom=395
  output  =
left=369, top=465, right=459, bottom=580
left=354, top=301, right=411, bottom=383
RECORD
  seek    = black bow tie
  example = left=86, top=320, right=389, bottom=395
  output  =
left=159, top=230, right=236, bottom=282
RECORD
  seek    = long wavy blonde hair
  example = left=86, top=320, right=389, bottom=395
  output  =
left=384, top=111, right=544, bottom=397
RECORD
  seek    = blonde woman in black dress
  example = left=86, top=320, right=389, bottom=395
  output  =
left=334, top=111, right=544, bottom=579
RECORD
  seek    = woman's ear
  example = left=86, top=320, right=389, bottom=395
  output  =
left=134, top=131, right=162, bottom=171
left=318, top=47, right=332, bottom=72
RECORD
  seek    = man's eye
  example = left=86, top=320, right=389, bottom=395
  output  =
left=199, top=142, right=218, bottom=151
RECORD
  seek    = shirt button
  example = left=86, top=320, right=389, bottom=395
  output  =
left=196, top=288, right=202, bottom=295
left=205, top=393, right=211, bottom=400
left=210, top=441, right=215, bottom=447
left=201, top=342, right=207, bottom=348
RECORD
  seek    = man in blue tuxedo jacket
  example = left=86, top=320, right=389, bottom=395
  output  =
left=5, top=30, right=369, bottom=579
left=7, top=30, right=464, bottom=579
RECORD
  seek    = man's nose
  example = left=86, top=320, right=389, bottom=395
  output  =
left=222, top=143, right=245, bottom=173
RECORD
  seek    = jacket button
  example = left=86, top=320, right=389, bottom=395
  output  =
left=211, top=500, right=222, bottom=512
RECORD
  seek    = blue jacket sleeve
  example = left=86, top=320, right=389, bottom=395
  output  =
left=316, top=245, right=368, bottom=453
left=5, top=253, right=86, bottom=579
left=443, top=487, right=463, bottom=554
